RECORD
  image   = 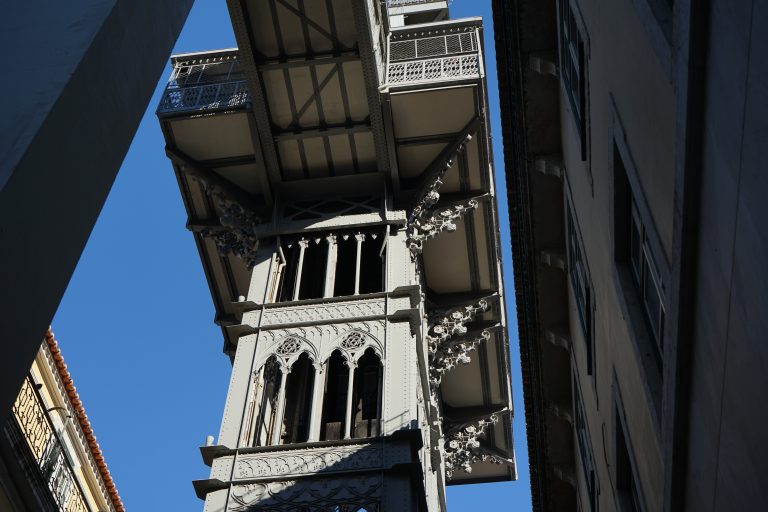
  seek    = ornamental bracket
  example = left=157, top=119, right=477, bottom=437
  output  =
left=426, top=297, right=501, bottom=390
left=406, top=117, right=483, bottom=256
left=167, top=146, right=262, bottom=268
left=429, top=328, right=493, bottom=387
left=408, top=198, right=481, bottom=256
left=443, top=411, right=514, bottom=479
left=426, top=297, right=490, bottom=350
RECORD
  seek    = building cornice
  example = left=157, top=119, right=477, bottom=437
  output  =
left=491, top=0, right=548, bottom=510
left=44, top=329, right=125, bottom=512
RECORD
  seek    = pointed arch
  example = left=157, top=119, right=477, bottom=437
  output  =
left=350, top=348, right=383, bottom=439
left=250, top=356, right=282, bottom=447
left=320, top=349, right=350, bottom=441
left=281, top=352, right=315, bottom=444
left=262, top=333, right=319, bottom=371
left=324, top=329, right=384, bottom=364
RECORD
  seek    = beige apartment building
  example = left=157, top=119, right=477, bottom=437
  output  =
left=493, top=0, right=768, bottom=511
left=0, top=330, right=123, bottom=512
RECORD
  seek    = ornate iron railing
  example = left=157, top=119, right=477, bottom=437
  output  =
left=386, top=28, right=482, bottom=86
left=12, top=377, right=90, bottom=512
left=157, top=80, right=250, bottom=115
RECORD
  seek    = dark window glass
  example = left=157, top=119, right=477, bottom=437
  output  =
left=277, top=243, right=301, bottom=302
left=558, top=0, right=588, bottom=159
left=574, top=377, right=598, bottom=511
left=334, top=236, right=357, bottom=297
left=616, top=407, right=642, bottom=512
left=320, top=351, right=349, bottom=441
left=351, top=349, right=382, bottom=439
left=614, top=149, right=665, bottom=368
left=298, top=241, right=327, bottom=300
left=282, top=353, right=315, bottom=444
left=358, top=236, right=385, bottom=294
left=567, top=206, right=594, bottom=374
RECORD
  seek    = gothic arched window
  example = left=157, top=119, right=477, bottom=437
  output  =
left=351, top=348, right=383, bottom=439
left=281, top=352, right=315, bottom=444
left=252, top=356, right=281, bottom=447
left=320, top=350, right=350, bottom=441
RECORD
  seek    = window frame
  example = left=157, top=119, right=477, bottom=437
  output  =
left=273, top=230, right=387, bottom=303
left=612, top=374, right=647, bottom=512
left=566, top=199, right=595, bottom=377
left=629, top=200, right=665, bottom=365
left=573, top=371, right=599, bottom=512
left=557, top=0, right=589, bottom=161
left=609, top=103, right=669, bottom=433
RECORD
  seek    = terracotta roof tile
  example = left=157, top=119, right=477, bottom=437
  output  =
left=44, top=329, right=125, bottom=512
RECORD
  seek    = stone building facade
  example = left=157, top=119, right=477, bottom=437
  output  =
left=157, top=1, right=516, bottom=510
left=493, top=0, right=768, bottom=511
left=0, top=330, right=124, bottom=512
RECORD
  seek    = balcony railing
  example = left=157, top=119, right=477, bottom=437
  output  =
left=386, top=28, right=482, bottom=87
left=158, top=80, right=250, bottom=115
left=12, top=377, right=90, bottom=512
left=158, top=54, right=250, bottom=115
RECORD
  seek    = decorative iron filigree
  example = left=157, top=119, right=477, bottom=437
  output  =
left=407, top=199, right=479, bottom=256
left=189, top=174, right=261, bottom=268
left=426, top=299, right=488, bottom=351
left=444, top=413, right=509, bottom=478
left=406, top=126, right=477, bottom=257
left=426, top=299, right=489, bottom=398
left=429, top=330, right=491, bottom=387
left=276, top=337, right=302, bottom=356
left=229, top=475, right=381, bottom=511
left=340, top=331, right=367, bottom=350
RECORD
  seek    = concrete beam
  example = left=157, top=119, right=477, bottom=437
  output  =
left=0, top=0, right=193, bottom=419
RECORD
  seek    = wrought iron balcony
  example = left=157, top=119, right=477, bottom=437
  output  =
left=386, top=25, right=482, bottom=87
left=157, top=53, right=250, bottom=116
left=12, top=376, right=90, bottom=512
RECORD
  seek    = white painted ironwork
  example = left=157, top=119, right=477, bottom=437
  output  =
left=387, top=29, right=482, bottom=86
left=444, top=413, right=513, bottom=478
left=390, top=32, right=476, bottom=61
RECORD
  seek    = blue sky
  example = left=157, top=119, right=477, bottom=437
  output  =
left=52, top=0, right=532, bottom=509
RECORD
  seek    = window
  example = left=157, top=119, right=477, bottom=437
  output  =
left=574, top=375, right=598, bottom=512
left=613, top=146, right=664, bottom=367
left=351, top=349, right=383, bottom=438
left=246, top=346, right=383, bottom=447
left=558, top=0, right=588, bottom=159
left=629, top=201, right=664, bottom=364
left=251, top=357, right=282, bottom=446
left=281, top=353, right=315, bottom=444
left=321, top=351, right=351, bottom=441
left=615, top=404, right=643, bottom=512
left=358, top=234, right=385, bottom=294
left=334, top=236, right=358, bottom=296
left=274, top=231, right=386, bottom=303
left=567, top=204, right=594, bottom=375
left=298, top=240, right=327, bottom=300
